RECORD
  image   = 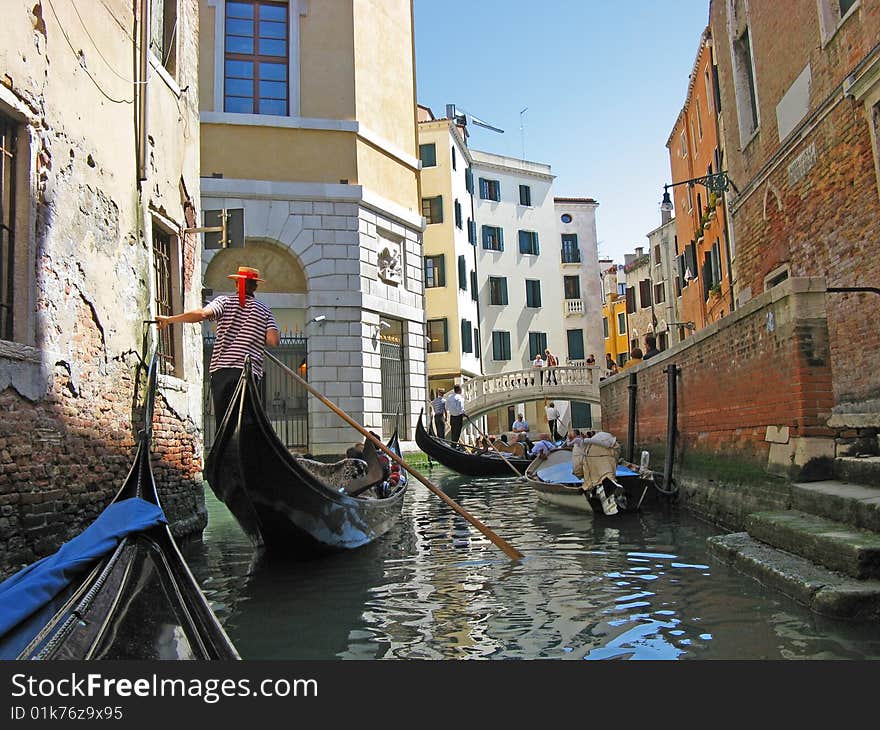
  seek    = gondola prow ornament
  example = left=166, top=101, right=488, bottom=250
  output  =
left=227, top=266, right=264, bottom=307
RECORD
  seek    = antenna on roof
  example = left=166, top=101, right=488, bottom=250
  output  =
left=445, top=104, right=504, bottom=135
left=520, top=107, right=528, bottom=158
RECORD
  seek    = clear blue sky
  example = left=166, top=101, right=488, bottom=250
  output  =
left=413, top=0, right=710, bottom=263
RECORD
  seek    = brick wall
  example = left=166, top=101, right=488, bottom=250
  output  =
left=0, top=366, right=205, bottom=580
left=709, top=0, right=880, bottom=412
left=600, top=277, right=834, bottom=478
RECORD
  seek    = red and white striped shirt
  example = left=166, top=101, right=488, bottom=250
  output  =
left=205, top=295, right=278, bottom=379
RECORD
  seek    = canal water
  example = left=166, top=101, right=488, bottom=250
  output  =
left=183, top=464, right=880, bottom=660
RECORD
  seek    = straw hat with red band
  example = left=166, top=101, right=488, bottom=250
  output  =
left=227, top=266, right=265, bottom=282
left=228, top=266, right=264, bottom=306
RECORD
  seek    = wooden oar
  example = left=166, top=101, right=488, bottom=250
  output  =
left=266, top=352, right=524, bottom=561
left=464, top=415, right=525, bottom=478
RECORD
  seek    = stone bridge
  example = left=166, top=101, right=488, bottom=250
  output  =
left=459, top=365, right=601, bottom=419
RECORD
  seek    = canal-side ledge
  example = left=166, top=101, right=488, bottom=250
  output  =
left=689, top=471, right=880, bottom=621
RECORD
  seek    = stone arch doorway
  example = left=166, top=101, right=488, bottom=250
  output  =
left=204, top=239, right=308, bottom=336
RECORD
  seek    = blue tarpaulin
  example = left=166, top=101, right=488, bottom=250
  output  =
left=0, top=497, right=166, bottom=639
left=537, top=461, right=640, bottom=485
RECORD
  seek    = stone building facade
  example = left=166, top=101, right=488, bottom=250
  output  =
left=0, top=1, right=206, bottom=577
left=198, top=0, right=424, bottom=454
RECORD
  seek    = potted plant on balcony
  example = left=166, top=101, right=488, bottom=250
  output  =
left=709, top=282, right=722, bottom=298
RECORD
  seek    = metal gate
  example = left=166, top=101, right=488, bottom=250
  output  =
left=379, top=335, right=406, bottom=437
left=203, top=335, right=309, bottom=450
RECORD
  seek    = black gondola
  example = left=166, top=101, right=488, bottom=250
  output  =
left=415, top=410, right=533, bottom=477
left=205, top=361, right=409, bottom=554
left=0, top=352, right=239, bottom=660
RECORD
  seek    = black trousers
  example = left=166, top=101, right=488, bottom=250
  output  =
left=449, top=414, right=464, bottom=443
left=433, top=413, right=446, bottom=439
left=210, top=367, right=265, bottom=428
left=548, top=419, right=559, bottom=441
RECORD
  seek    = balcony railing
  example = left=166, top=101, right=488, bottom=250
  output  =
left=564, top=298, right=584, bottom=316
left=561, top=248, right=581, bottom=264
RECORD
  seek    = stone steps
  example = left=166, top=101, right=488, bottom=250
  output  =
left=707, top=532, right=880, bottom=621
left=704, top=477, right=880, bottom=620
left=790, top=479, right=880, bottom=532
left=745, top=510, right=880, bottom=579
left=833, top=456, right=880, bottom=489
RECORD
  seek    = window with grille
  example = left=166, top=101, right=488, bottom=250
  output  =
left=489, top=277, right=508, bottom=305
left=152, top=225, right=177, bottom=374
left=224, top=0, right=289, bottom=115
left=0, top=113, right=19, bottom=342
left=424, top=254, right=445, bottom=288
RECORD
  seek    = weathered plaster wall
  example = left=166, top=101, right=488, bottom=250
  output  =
left=0, top=1, right=205, bottom=577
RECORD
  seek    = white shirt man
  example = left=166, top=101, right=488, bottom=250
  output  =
left=544, top=402, right=561, bottom=440
left=445, top=385, right=466, bottom=443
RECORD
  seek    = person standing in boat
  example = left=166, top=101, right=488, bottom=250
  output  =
left=445, top=384, right=466, bottom=443
left=156, top=265, right=280, bottom=426
left=431, top=388, right=448, bottom=440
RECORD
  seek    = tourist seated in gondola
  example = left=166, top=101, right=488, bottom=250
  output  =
left=528, top=437, right=559, bottom=460
left=493, top=433, right=528, bottom=458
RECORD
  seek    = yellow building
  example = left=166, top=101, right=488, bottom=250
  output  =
left=197, top=0, right=424, bottom=453
left=600, top=264, right=630, bottom=367
left=417, top=106, right=482, bottom=399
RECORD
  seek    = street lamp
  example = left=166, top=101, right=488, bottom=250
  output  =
left=666, top=321, right=696, bottom=331
left=660, top=171, right=732, bottom=213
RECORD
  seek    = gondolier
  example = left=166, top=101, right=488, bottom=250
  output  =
left=157, top=265, right=280, bottom=426
left=431, top=388, right=448, bottom=439
left=445, top=384, right=466, bottom=443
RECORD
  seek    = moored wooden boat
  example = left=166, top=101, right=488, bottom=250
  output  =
left=0, top=352, right=239, bottom=660
left=523, top=446, right=658, bottom=515
left=415, top=410, right=532, bottom=477
left=205, top=361, right=409, bottom=554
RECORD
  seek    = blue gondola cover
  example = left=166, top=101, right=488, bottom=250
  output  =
left=0, top=498, right=166, bottom=638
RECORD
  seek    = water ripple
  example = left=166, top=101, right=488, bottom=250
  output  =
left=183, top=465, right=880, bottom=660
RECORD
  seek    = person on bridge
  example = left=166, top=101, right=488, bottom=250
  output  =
left=622, top=347, right=644, bottom=370
left=157, top=265, right=279, bottom=428
left=544, top=348, right=559, bottom=385
left=531, top=352, right=545, bottom=385
left=512, top=413, right=529, bottom=434
left=446, top=384, right=466, bottom=443
left=643, top=334, right=661, bottom=360
left=431, top=388, right=448, bottom=440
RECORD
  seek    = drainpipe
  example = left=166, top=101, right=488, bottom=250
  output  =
left=661, top=363, right=680, bottom=496
left=626, top=372, right=637, bottom=462
left=137, top=0, right=149, bottom=183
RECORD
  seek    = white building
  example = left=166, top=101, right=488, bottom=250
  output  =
left=471, top=151, right=601, bottom=433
